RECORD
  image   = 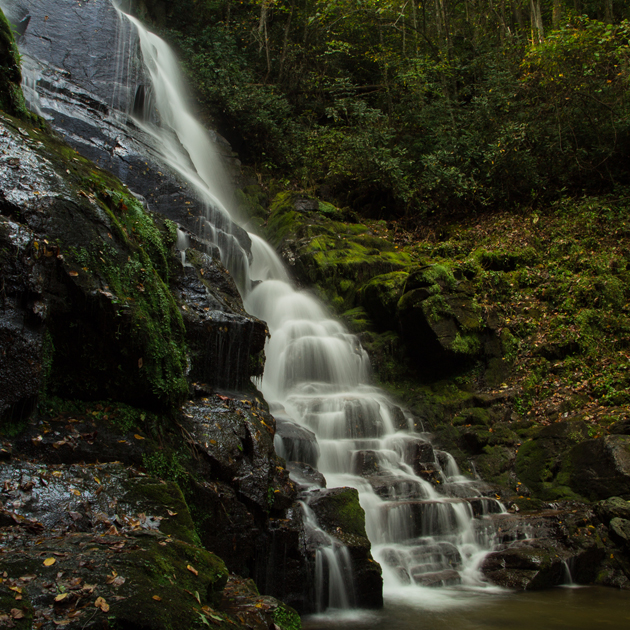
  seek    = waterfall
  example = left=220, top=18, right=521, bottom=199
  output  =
left=5, top=0, right=503, bottom=611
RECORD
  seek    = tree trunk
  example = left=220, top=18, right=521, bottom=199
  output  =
left=530, top=0, right=544, bottom=43
left=604, top=0, right=613, bottom=24
left=258, top=0, right=272, bottom=81
left=279, top=2, right=295, bottom=82
left=552, top=0, right=562, bottom=29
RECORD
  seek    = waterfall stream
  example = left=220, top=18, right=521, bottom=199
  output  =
left=3, top=0, right=505, bottom=612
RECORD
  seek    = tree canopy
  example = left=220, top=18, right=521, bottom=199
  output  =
left=135, top=0, right=630, bottom=220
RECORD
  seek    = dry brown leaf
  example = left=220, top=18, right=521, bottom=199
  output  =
left=54, top=593, right=68, bottom=602
left=134, top=434, right=145, bottom=440
left=43, top=558, right=56, bottom=567
left=152, top=595, right=162, bottom=601
left=11, top=609, right=24, bottom=619
left=94, top=597, right=109, bottom=612
left=167, top=510, right=177, bottom=516
left=186, top=565, right=198, bottom=576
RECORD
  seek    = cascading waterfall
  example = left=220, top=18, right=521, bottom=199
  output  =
left=6, top=0, right=506, bottom=611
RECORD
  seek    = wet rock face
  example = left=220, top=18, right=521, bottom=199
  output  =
left=0, top=113, right=266, bottom=414
left=3, top=0, right=244, bottom=226
left=174, top=253, right=267, bottom=390
left=0, top=216, right=46, bottom=422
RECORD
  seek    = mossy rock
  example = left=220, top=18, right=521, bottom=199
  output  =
left=0, top=9, right=33, bottom=121
left=515, top=420, right=590, bottom=501
left=453, top=407, right=491, bottom=427
left=121, top=478, right=199, bottom=546
left=307, top=487, right=368, bottom=542
left=359, top=271, right=409, bottom=330
left=477, top=246, right=538, bottom=272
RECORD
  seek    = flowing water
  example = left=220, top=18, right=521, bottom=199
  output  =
left=4, top=0, right=627, bottom=619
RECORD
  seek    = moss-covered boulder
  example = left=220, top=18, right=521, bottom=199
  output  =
left=396, top=265, right=486, bottom=374
left=306, top=488, right=383, bottom=610
left=514, top=419, right=591, bottom=501
left=359, top=271, right=408, bottom=330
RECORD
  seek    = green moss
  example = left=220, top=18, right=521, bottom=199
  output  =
left=451, top=332, right=482, bottom=355
left=273, top=603, right=302, bottom=630
left=123, top=479, right=200, bottom=546
left=0, top=587, right=32, bottom=629
left=477, top=246, right=538, bottom=271
left=359, top=271, right=408, bottom=328
left=453, top=407, right=490, bottom=426
left=0, top=9, right=34, bottom=121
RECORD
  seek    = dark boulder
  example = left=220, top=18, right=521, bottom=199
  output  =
left=569, top=435, right=630, bottom=501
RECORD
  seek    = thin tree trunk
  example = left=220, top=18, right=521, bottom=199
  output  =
left=552, top=0, right=562, bottom=29
left=513, top=0, right=525, bottom=33
left=279, top=2, right=295, bottom=82
left=604, top=0, right=613, bottom=23
left=258, top=1, right=272, bottom=81
left=530, top=0, right=544, bottom=43
left=412, top=0, right=418, bottom=51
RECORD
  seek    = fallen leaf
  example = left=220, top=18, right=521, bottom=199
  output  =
left=94, top=597, right=109, bottom=612
left=152, top=595, right=162, bottom=601
left=53, top=620, right=70, bottom=626
left=11, top=609, right=24, bottom=619
left=134, top=434, right=145, bottom=440
left=69, top=271, right=79, bottom=277
left=167, top=510, right=177, bottom=516
left=43, top=558, right=56, bottom=567
left=9, top=586, right=22, bottom=594
left=187, top=565, right=198, bottom=576
left=106, top=576, right=125, bottom=587
left=54, top=593, right=69, bottom=602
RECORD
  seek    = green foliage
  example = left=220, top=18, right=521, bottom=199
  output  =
left=134, top=3, right=630, bottom=218
left=0, top=8, right=30, bottom=120
left=143, top=450, right=188, bottom=484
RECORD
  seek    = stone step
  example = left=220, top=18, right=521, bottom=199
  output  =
left=411, top=569, right=461, bottom=587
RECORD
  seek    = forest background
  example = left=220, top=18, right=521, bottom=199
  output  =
left=137, top=0, right=630, bottom=221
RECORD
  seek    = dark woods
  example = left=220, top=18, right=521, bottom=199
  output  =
left=130, top=0, right=630, bottom=221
